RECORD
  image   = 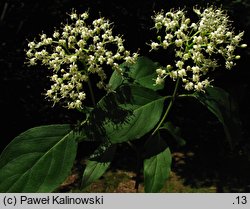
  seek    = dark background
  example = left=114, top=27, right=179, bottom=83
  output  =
left=1, top=0, right=250, bottom=191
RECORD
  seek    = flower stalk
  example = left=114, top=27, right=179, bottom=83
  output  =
left=151, top=78, right=180, bottom=136
left=87, top=79, right=96, bottom=107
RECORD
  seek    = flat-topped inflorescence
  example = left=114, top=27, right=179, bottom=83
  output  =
left=26, top=10, right=138, bottom=109
left=151, top=6, right=247, bottom=92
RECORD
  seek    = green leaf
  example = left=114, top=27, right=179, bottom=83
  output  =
left=0, top=124, right=78, bottom=192
left=144, top=133, right=172, bottom=193
left=161, top=122, right=186, bottom=146
left=109, top=56, right=164, bottom=91
left=81, top=142, right=116, bottom=188
left=193, top=87, right=242, bottom=148
left=104, top=85, right=165, bottom=143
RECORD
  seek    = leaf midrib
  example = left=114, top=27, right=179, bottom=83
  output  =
left=6, top=131, right=71, bottom=192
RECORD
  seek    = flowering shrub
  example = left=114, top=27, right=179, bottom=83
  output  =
left=0, top=7, right=246, bottom=192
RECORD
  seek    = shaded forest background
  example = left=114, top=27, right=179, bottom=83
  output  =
left=1, top=0, right=250, bottom=192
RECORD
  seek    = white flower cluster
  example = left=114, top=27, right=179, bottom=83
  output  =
left=26, top=10, right=138, bottom=109
left=151, top=6, right=246, bottom=91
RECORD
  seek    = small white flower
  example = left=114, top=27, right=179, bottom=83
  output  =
left=78, top=92, right=86, bottom=100
left=225, top=61, right=234, bottom=69
left=155, top=77, right=164, bottom=85
left=74, top=99, right=82, bottom=108
left=46, top=89, right=53, bottom=97
left=98, top=56, right=105, bottom=64
left=175, top=39, right=183, bottom=47
left=178, top=69, right=186, bottom=77
left=28, top=42, right=36, bottom=49
left=70, top=13, right=78, bottom=20
left=176, top=50, right=183, bottom=58
left=29, top=58, right=37, bottom=65
left=124, top=56, right=134, bottom=64
left=185, top=82, right=194, bottom=91
left=176, top=60, right=184, bottom=69
left=63, top=73, right=70, bottom=79
left=202, top=79, right=210, bottom=88
left=165, top=34, right=173, bottom=41
left=151, top=42, right=159, bottom=50
left=93, top=36, right=100, bottom=43
left=53, top=31, right=60, bottom=38
left=56, top=46, right=62, bottom=52
left=227, top=45, right=235, bottom=52
left=232, top=32, right=244, bottom=44
left=69, top=55, right=77, bottom=63
left=155, top=13, right=164, bottom=22
left=80, top=12, right=89, bottom=19
left=183, top=53, right=190, bottom=60
left=194, top=82, right=204, bottom=91
left=191, top=66, right=200, bottom=73
left=155, top=22, right=163, bottom=30
left=192, top=74, right=199, bottom=82
left=162, top=40, right=169, bottom=49
left=190, top=23, right=198, bottom=30
left=206, top=45, right=213, bottom=54
left=40, top=34, right=47, bottom=40
left=43, top=38, right=53, bottom=45
left=107, top=58, right=114, bottom=65
left=68, top=36, right=76, bottom=42
left=58, top=39, right=66, bottom=46
left=156, top=68, right=166, bottom=77
left=26, top=50, right=33, bottom=58
left=62, top=32, right=69, bottom=38
left=51, top=74, right=58, bottom=81
left=169, top=70, right=178, bottom=80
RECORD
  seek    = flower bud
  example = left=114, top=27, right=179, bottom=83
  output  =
left=166, top=65, right=172, bottom=70
left=241, top=44, right=247, bottom=48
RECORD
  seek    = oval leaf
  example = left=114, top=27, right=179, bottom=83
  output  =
left=104, top=85, right=165, bottom=143
left=0, top=124, right=78, bottom=192
left=144, top=134, right=172, bottom=193
left=81, top=142, right=116, bottom=188
left=109, top=56, right=163, bottom=91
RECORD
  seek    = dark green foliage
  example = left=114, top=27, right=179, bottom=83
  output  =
left=161, top=122, right=186, bottom=147
left=143, top=133, right=172, bottom=192
left=1, top=0, right=249, bottom=192
left=109, top=57, right=164, bottom=91
left=0, top=125, right=78, bottom=192
left=194, top=87, right=242, bottom=148
left=81, top=142, right=117, bottom=188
